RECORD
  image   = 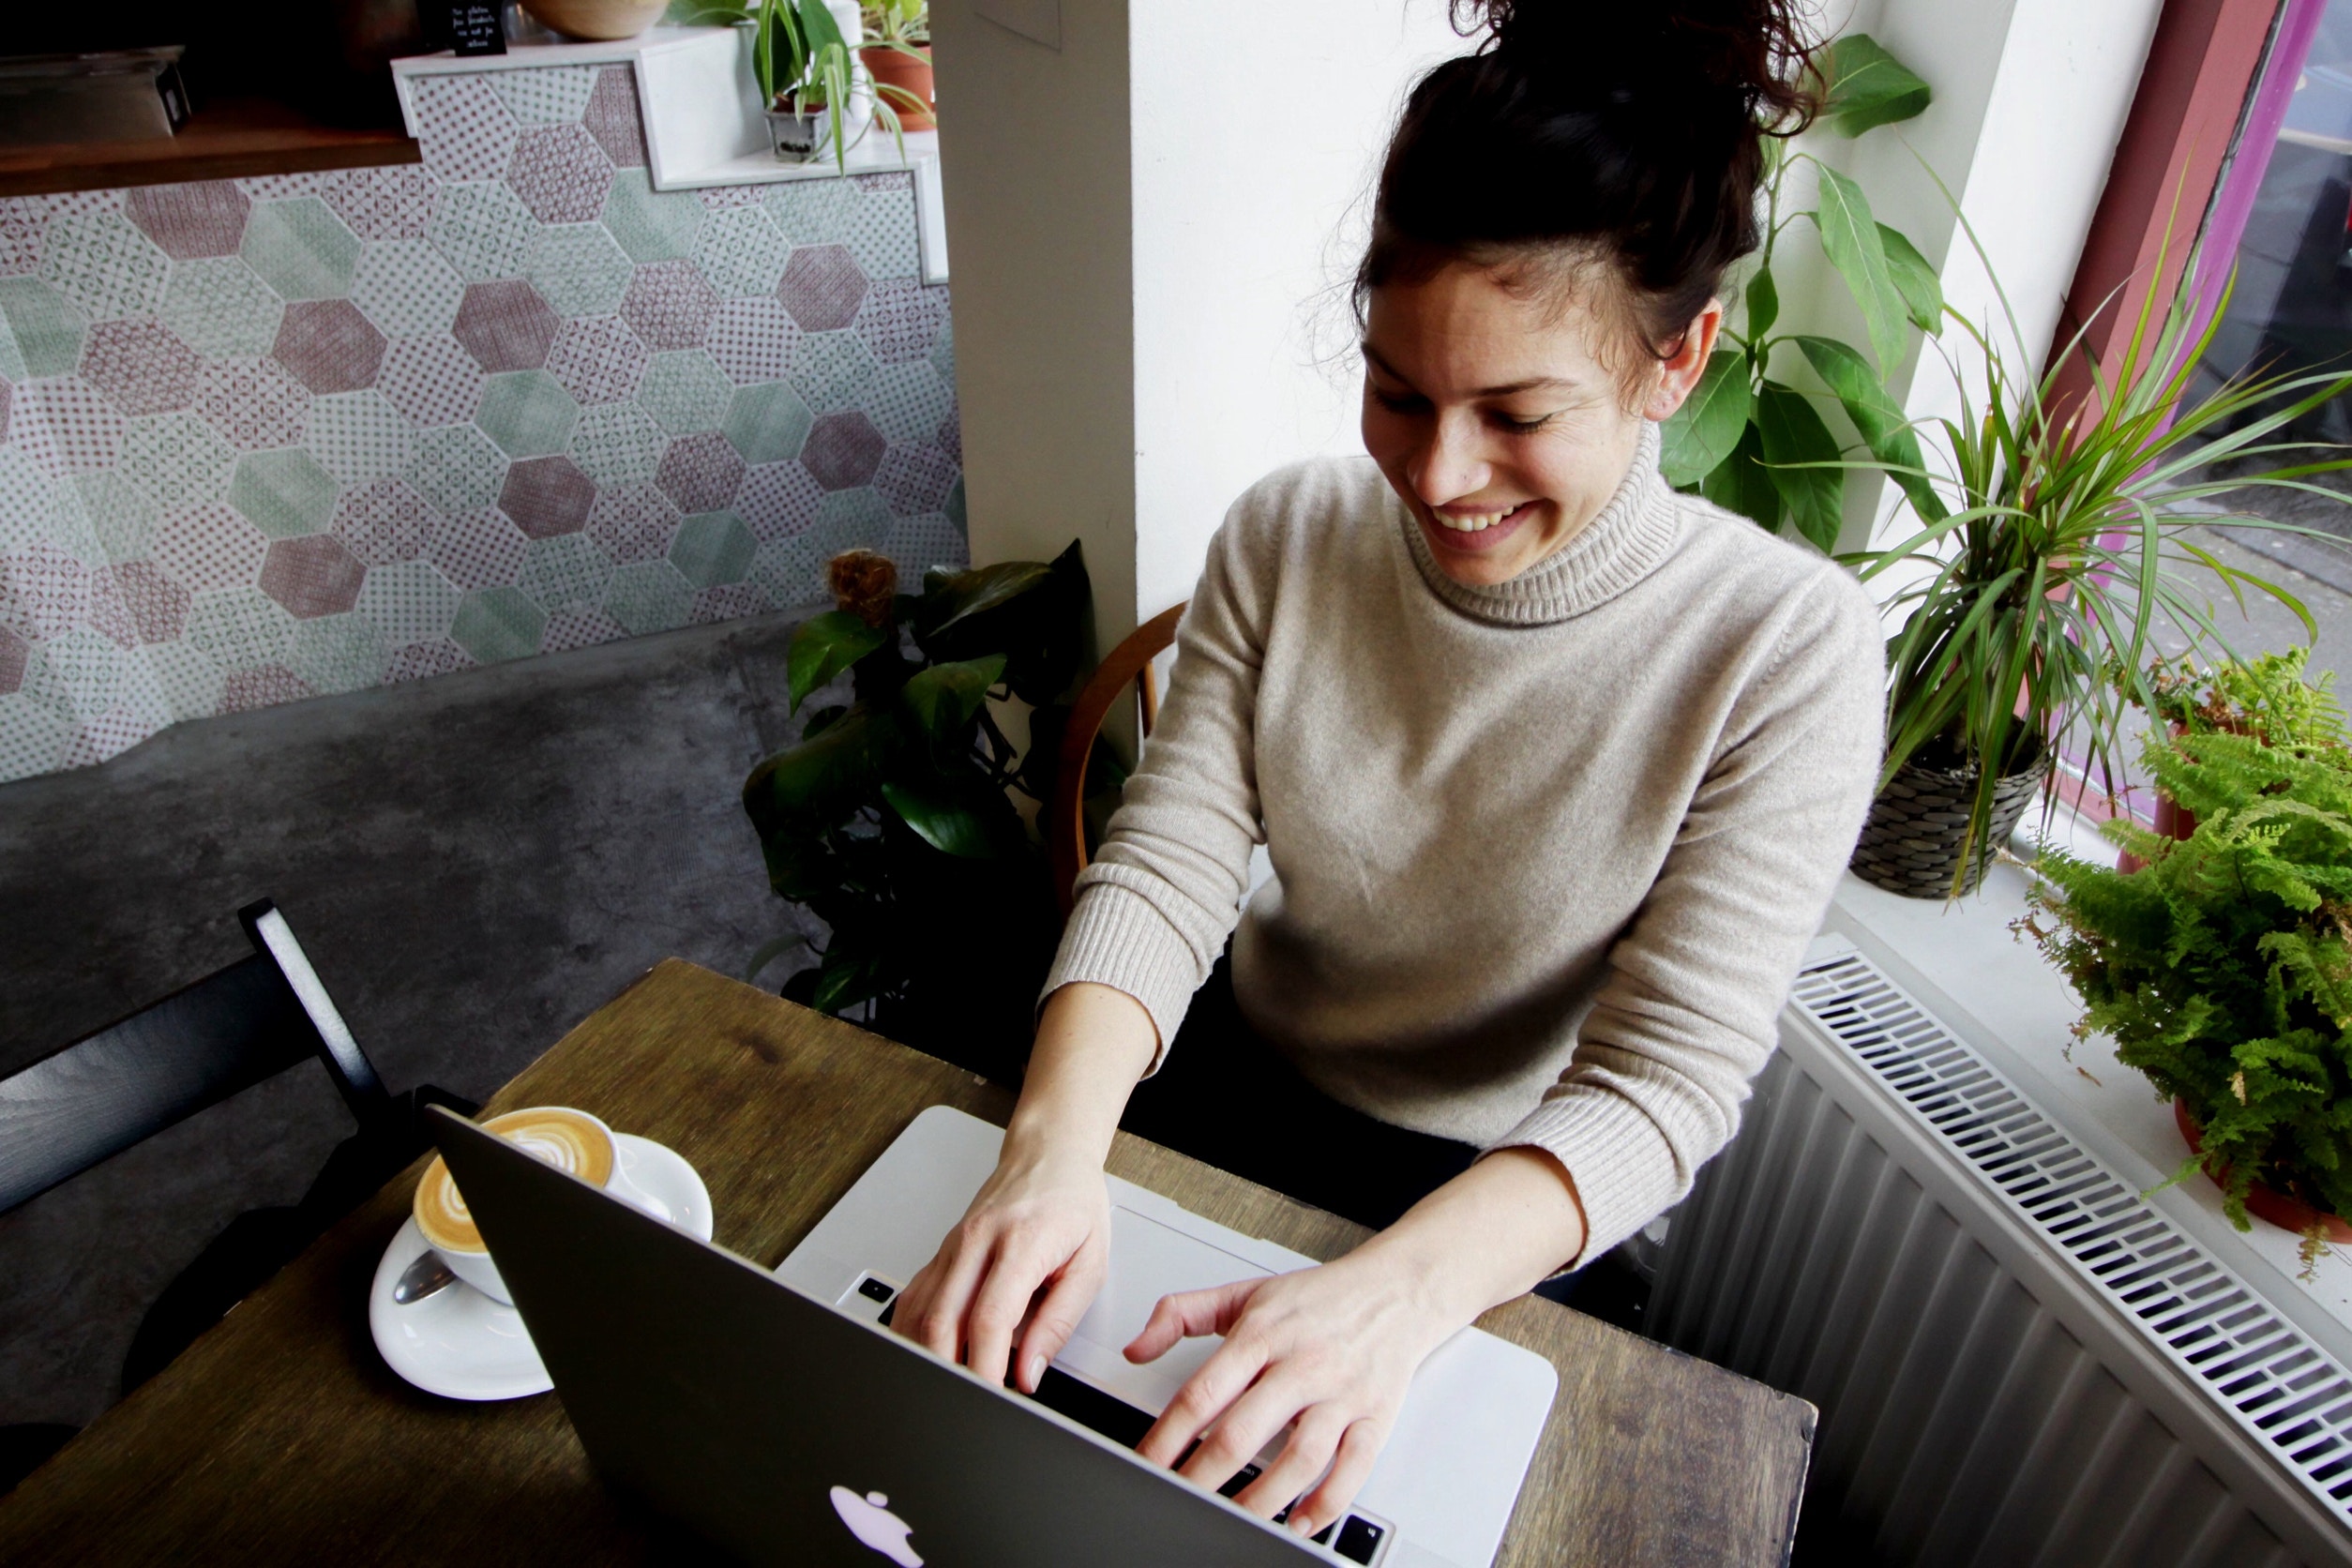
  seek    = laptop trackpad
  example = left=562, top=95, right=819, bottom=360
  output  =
left=1055, top=1207, right=1273, bottom=1415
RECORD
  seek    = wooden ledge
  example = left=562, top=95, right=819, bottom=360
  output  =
left=0, top=98, right=419, bottom=198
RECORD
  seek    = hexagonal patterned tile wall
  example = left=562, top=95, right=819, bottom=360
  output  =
left=0, top=73, right=959, bottom=783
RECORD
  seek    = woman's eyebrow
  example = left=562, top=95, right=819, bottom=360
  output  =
left=1360, top=344, right=1576, bottom=399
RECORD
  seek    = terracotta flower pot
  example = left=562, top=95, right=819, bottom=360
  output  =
left=2174, top=1096, right=2352, bottom=1244
left=860, top=44, right=934, bottom=131
left=521, top=0, right=665, bottom=40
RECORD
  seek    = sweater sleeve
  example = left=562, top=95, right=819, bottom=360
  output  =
left=1490, top=563, right=1886, bottom=1264
left=1041, top=506, right=1274, bottom=1065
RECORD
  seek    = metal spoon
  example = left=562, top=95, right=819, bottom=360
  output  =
left=392, top=1249, right=457, bottom=1305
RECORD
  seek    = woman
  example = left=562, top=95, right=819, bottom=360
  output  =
left=894, top=0, right=1883, bottom=1539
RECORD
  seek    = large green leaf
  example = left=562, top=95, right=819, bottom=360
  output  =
left=1744, top=266, right=1779, bottom=339
left=1661, top=348, right=1754, bottom=488
left=1794, top=335, right=1946, bottom=522
left=743, top=704, right=902, bottom=829
left=1756, top=382, right=1847, bottom=551
left=1699, top=421, right=1782, bottom=531
left=913, top=561, right=1055, bottom=642
left=900, top=656, right=1007, bottom=739
left=1820, top=35, right=1932, bottom=137
left=787, top=610, right=888, bottom=714
left=1810, top=167, right=1911, bottom=373
left=1878, top=224, right=1943, bottom=334
left=914, top=542, right=1090, bottom=705
left=810, top=940, right=890, bottom=1015
left=881, top=776, right=1003, bottom=858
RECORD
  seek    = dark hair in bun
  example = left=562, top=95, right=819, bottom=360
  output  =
left=1360, top=0, right=1817, bottom=357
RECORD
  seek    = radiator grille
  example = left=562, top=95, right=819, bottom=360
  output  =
left=1789, top=949, right=2352, bottom=1531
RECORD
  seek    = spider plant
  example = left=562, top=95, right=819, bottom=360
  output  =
left=680, top=0, right=930, bottom=172
left=1847, top=212, right=2352, bottom=893
left=861, top=0, right=927, bottom=45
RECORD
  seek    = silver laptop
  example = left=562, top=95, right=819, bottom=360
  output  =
left=776, top=1106, right=1557, bottom=1568
left=429, top=1105, right=1554, bottom=1567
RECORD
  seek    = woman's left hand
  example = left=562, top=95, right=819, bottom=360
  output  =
left=1124, top=1248, right=1456, bottom=1540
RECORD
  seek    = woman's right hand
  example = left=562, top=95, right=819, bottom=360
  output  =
left=891, top=1136, right=1112, bottom=1394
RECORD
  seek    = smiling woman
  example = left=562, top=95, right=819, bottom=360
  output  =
left=886, top=0, right=1886, bottom=1542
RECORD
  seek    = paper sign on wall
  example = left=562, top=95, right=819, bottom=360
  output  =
left=974, top=0, right=1060, bottom=51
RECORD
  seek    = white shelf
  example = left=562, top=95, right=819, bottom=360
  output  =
left=390, top=27, right=946, bottom=282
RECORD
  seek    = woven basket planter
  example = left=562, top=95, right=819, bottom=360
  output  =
left=1849, top=749, right=2049, bottom=898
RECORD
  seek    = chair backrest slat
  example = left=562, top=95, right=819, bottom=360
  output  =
left=0, top=957, right=319, bottom=1215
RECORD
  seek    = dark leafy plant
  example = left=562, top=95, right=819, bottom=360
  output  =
left=741, top=544, right=1095, bottom=1075
left=2026, top=655, right=2352, bottom=1264
left=1660, top=34, right=1944, bottom=550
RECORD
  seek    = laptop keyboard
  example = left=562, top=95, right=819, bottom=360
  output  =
left=868, top=1283, right=1387, bottom=1562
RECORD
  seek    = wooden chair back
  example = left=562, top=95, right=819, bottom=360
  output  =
left=1048, top=602, right=1187, bottom=917
left=0, top=899, right=395, bottom=1216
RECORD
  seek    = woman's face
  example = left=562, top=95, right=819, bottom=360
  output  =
left=1360, top=263, right=1718, bottom=587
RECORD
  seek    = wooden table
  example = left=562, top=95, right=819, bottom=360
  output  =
left=0, top=960, right=1813, bottom=1565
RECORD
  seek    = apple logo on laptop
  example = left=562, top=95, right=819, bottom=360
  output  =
left=829, top=1485, right=924, bottom=1565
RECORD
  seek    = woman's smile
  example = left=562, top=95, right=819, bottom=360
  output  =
left=1420, top=498, right=1542, bottom=555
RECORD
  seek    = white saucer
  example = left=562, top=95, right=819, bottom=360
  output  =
left=369, top=1133, right=714, bottom=1401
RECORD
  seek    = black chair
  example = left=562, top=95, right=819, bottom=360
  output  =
left=0, top=899, right=475, bottom=1493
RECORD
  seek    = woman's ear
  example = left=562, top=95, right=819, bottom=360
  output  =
left=1642, top=299, right=1725, bottom=422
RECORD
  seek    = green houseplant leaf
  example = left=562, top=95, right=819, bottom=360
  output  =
left=1660, top=347, right=1753, bottom=488
left=787, top=610, right=889, bottom=713
left=901, top=655, right=1008, bottom=739
left=1700, top=423, right=1782, bottom=533
left=1810, top=167, right=1912, bottom=373
left=1744, top=266, right=1780, bottom=339
left=1793, top=335, right=1946, bottom=522
left=1878, top=224, right=1943, bottom=333
left=1819, top=35, right=1933, bottom=137
left=1755, top=382, right=1845, bottom=550
left=882, top=776, right=1012, bottom=859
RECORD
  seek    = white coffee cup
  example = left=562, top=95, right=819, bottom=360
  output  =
left=413, top=1106, right=658, bottom=1304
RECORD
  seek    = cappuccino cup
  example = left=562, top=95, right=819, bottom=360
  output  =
left=413, top=1106, right=656, bottom=1304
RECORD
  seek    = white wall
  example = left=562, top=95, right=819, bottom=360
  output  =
left=1126, top=4, right=1462, bottom=621
left=927, top=0, right=1138, bottom=641
left=931, top=0, right=1461, bottom=645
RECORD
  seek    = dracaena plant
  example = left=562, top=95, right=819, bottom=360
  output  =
left=1846, top=207, right=2352, bottom=890
left=741, top=545, right=1094, bottom=1071
left=1660, top=34, right=1945, bottom=550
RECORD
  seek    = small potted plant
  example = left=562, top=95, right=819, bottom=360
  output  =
left=2024, top=651, right=2352, bottom=1271
left=748, top=0, right=931, bottom=170
left=860, top=0, right=932, bottom=131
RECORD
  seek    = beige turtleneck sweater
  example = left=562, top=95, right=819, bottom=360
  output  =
left=1045, top=429, right=1885, bottom=1262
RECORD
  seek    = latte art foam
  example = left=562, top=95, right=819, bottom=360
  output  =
left=415, top=1107, right=616, bottom=1254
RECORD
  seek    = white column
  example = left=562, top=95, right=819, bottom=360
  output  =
left=928, top=0, right=1461, bottom=646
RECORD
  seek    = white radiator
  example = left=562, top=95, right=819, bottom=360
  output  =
left=1649, top=935, right=2352, bottom=1568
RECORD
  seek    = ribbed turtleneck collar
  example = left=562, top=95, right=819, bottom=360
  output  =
left=1398, top=422, right=1681, bottom=627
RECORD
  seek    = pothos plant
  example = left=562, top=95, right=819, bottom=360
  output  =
left=1660, top=34, right=1943, bottom=550
left=741, top=545, right=1097, bottom=1078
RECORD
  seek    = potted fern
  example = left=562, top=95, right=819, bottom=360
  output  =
left=2025, top=652, right=2352, bottom=1269
left=677, top=0, right=929, bottom=169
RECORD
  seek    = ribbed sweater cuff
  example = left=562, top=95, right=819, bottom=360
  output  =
left=1039, top=882, right=1202, bottom=1075
left=1488, top=1088, right=1682, bottom=1269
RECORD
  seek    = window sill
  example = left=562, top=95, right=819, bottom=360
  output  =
left=1826, top=854, right=2352, bottom=1368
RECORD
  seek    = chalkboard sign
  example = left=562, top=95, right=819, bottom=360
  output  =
left=439, top=2, right=506, bottom=56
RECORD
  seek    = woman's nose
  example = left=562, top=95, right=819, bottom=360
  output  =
left=1410, top=414, right=1492, bottom=505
